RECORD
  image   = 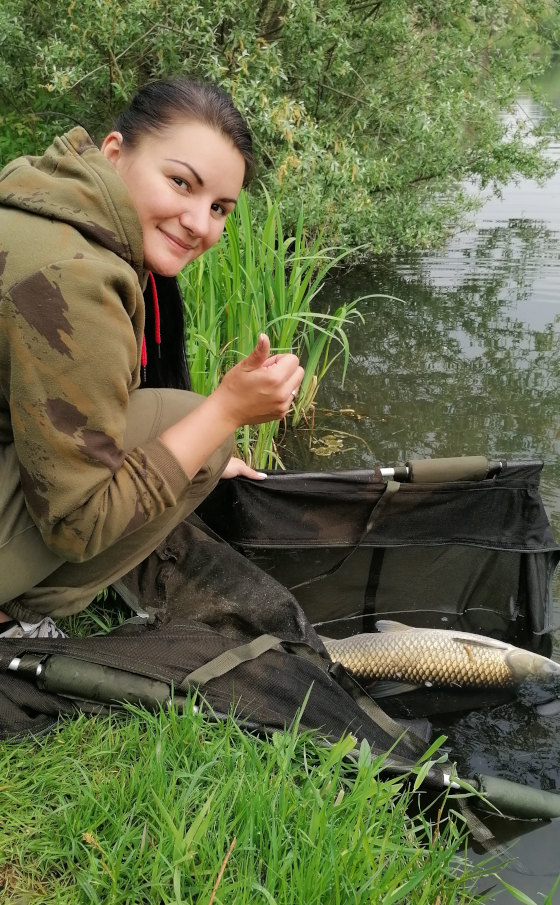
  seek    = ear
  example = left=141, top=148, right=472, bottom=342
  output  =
left=100, top=131, right=124, bottom=167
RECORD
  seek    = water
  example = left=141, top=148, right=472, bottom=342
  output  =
left=292, top=60, right=560, bottom=898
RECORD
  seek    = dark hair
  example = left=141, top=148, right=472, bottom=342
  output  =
left=115, top=76, right=254, bottom=186
left=140, top=274, right=190, bottom=391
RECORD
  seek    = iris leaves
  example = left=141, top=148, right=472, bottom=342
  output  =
left=180, top=189, right=366, bottom=468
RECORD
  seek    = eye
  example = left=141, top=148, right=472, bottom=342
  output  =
left=211, top=202, right=227, bottom=217
left=171, top=177, right=189, bottom=191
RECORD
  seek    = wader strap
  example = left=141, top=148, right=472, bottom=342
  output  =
left=180, top=633, right=283, bottom=689
left=289, top=479, right=401, bottom=591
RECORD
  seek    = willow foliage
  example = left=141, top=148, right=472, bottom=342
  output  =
left=1, top=0, right=559, bottom=250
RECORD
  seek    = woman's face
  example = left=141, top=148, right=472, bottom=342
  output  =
left=101, top=120, right=246, bottom=276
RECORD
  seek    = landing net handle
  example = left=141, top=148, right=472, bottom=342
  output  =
left=379, top=456, right=504, bottom=484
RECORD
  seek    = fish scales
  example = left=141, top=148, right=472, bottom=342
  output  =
left=324, top=633, right=515, bottom=689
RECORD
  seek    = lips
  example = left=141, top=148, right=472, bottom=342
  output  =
left=159, top=228, right=194, bottom=253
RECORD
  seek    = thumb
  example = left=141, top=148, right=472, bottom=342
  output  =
left=244, top=333, right=270, bottom=369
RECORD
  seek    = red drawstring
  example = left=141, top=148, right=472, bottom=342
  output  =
left=141, top=335, right=147, bottom=376
left=141, top=272, right=161, bottom=381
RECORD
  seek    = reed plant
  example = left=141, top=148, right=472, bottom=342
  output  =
left=180, top=189, right=365, bottom=468
left=0, top=704, right=516, bottom=905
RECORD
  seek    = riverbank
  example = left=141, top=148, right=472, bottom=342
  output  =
left=1, top=704, right=518, bottom=904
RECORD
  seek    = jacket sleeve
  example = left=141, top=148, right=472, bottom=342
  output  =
left=5, top=255, right=191, bottom=562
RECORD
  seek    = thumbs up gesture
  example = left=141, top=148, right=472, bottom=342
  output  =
left=214, top=334, right=304, bottom=427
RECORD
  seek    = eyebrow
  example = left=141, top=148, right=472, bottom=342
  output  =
left=165, top=158, right=238, bottom=205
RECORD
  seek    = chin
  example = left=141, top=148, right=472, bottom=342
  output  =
left=158, top=264, right=184, bottom=277
left=144, top=257, right=184, bottom=278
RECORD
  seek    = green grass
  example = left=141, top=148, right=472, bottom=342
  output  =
left=1, top=704, right=501, bottom=905
left=180, top=189, right=372, bottom=468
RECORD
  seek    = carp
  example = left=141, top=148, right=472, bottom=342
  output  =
left=322, top=620, right=560, bottom=691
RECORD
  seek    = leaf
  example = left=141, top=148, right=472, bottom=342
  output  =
left=493, top=876, right=540, bottom=905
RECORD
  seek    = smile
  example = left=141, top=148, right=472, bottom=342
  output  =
left=159, top=229, right=194, bottom=253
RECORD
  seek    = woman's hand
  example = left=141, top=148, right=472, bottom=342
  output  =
left=212, top=334, right=304, bottom=428
left=221, top=457, right=267, bottom=480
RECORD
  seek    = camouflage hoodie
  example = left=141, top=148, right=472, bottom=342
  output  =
left=0, top=127, right=190, bottom=562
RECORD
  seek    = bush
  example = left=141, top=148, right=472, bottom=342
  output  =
left=1, top=0, right=559, bottom=250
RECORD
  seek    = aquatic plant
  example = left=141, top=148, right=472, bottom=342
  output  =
left=180, top=189, right=365, bottom=468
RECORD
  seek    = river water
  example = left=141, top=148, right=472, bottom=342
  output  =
left=294, top=59, right=560, bottom=899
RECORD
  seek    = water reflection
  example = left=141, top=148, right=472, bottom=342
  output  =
left=283, top=63, right=560, bottom=899
left=310, top=219, right=560, bottom=472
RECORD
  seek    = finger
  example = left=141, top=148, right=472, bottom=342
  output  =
left=261, top=356, right=302, bottom=384
left=288, top=366, right=305, bottom=397
left=222, top=459, right=267, bottom=480
left=243, top=333, right=271, bottom=370
left=241, top=465, right=267, bottom=480
left=260, top=350, right=302, bottom=372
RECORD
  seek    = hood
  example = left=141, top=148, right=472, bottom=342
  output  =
left=0, top=127, right=145, bottom=280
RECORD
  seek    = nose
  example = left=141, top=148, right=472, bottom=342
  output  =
left=179, top=201, right=211, bottom=240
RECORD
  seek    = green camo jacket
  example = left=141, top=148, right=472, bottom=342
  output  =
left=0, top=127, right=189, bottom=562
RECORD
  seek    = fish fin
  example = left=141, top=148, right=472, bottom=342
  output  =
left=375, top=619, right=414, bottom=633
left=446, top=634, right=510, bottom=651
left=375, top=621, right=514, bottom=651
left=368, top=680, right=423, bottom=698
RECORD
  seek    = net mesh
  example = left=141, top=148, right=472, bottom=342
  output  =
left=2, top=460, right=557, bottom=753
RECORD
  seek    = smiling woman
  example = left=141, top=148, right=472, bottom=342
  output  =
left=100, top=122, right=245, bottom=275
left=0, top=76, right=305, bottom=637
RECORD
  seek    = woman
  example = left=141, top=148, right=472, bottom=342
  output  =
left=0, top=77, right=303, bottom=638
